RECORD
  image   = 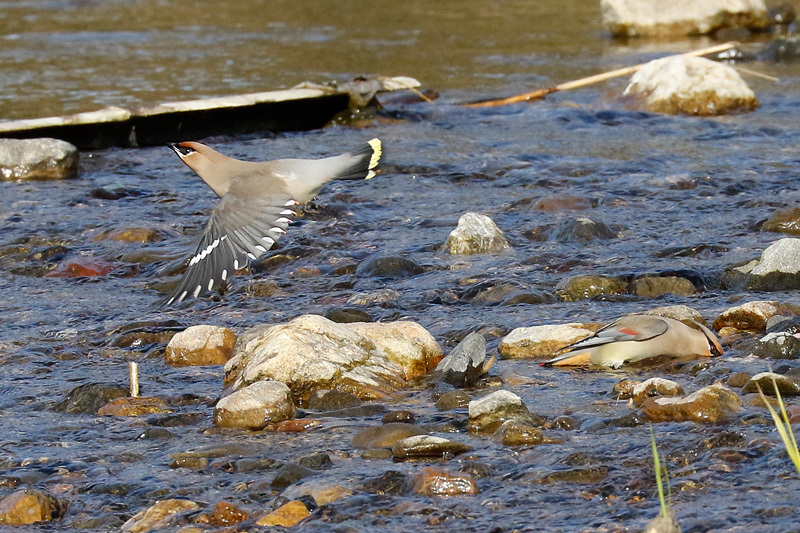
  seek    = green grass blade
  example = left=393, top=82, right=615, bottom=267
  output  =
left=650, top=425, right=667, bottom=518
left=757, top=381, right=800, bottom=476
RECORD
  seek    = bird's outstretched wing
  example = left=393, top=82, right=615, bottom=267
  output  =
left=164, top=187, right=296, bottom=306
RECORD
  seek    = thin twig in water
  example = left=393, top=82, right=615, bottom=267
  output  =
left=464, top=42, right=739, bottom=108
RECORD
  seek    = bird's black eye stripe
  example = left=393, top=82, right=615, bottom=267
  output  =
left=168, top=143, right=196, bottom=157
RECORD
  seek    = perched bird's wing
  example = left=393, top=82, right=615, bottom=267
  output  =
left=164, top=184, right=296, bottom=305
left=541, top=315, right=670, bottom=367
left=267, top=138, right=382, bottom=202
left=566, top=315, right=669, bottom=350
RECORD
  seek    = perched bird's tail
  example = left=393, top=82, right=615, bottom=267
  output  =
left=332, top=138, right=382, bottom=181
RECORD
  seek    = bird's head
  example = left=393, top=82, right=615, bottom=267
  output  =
left=168, top=141, right=234, bottom=197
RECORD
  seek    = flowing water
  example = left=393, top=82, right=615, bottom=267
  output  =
left=2, top=0, right=800, bottom=531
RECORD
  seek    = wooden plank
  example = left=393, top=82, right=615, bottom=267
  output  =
left=0, top=79, right=420, bottom=149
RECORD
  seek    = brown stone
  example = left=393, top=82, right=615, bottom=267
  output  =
left=493, top=420, right=544, bottom=446
left=45, top=256, right=115, bottom=278
left=194, top=501, right=248, bottom=526
left=411, top=467, right=479, bottom=496
left=763, top=207, right=800, bottom=236
left=532, top=194, right=592, bottom=212
left=713, top=301, right=800, bottom=333
left=640, top=383, right=742, bottom=423
left=93, top=227, right=164, bottom=243
left=631, top=377, right=684, bottom=407
left=98, top=396, right=173, bottom=416
left=632, top=276, right=696, bottom=298
left=352, top=422, right=426, bottom=449
left=0, top=489, right=62, bottom=525
left=121, top=499, right=200, bottom=532
left=165, top=325, right=236, bottom=366
left=256, top=500, right=310, bottom=527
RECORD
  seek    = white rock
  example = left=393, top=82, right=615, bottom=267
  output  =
left=468, top=390, right=537, bottom=432
left=499, top=323, right=596, bottom=359
left=603, top=0, right=769, bottom=37
left=444, top=212, right=510, bottom=255
left=165, top=324, right=236, bottom=366
left=214, top=380, right=295, bottom=429
left=0, top=138, right=79, bottom=181
left=624, top=55, right=758, bottom=116
left=750, top=238, right=800, bottom=275
left=224, top=315, right=441, bottom=402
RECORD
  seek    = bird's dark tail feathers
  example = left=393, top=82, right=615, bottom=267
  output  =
left=334, top=138, right=382, bottom=181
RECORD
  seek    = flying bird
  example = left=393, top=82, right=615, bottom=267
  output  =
left=164, top=138, right=382, bottom=305
left=542, top=314, right=723, bottom=368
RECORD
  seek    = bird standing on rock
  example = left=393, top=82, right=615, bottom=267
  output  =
left=543, top=314, right=723, bottom=369
left=164, top=138, right=382, bottom=305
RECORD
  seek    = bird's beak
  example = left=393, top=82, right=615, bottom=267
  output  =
left=167, top=143, right=182, bottom=157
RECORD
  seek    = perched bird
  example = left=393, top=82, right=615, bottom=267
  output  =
left=542, top=314, right=723, bottom=369
left=164, top=138, right=382, bottom=305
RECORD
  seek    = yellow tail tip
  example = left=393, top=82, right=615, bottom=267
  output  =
left=367, top=138, right=382, bottom=173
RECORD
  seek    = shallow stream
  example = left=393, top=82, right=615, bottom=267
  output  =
left=2, top=1, right=800, bottom=531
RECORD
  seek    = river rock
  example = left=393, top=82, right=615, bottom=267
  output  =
left=645, top=508, right=681, bottom=533
left=532, top=194, right=592, bottom=212
left=468, top=390, right=541, bottom=433
left=323, top=307, right=373, bottom=323
left=0, top=138, right=79, bottom=181
left=255, top=500, right=310, bottom=527
left=644, top=304, right=708, bottom=324
left=750, top=332, right=800, bottom=360
left=213, top=381, right=295, bottom=429
left=54, top=383, right=128, bottom=414
left=391, top=435, right=472, bottom=459
left=725, top=239, right=800, bottom=291
left=411, top=467, right=479, bottom=496
left=194, top=501, right=248, bottom=527
left=352, top=422, right=426, bottom=449
left=223, top=315, right=441, bottom=402
left=435, top=390, right=471, bottom=411
left=121, top=499, right=200, bottom=532
left=493, top=419, right=545, bottom=446
left=555, top=274, right=628, bottom=302
left=361, top=470, right=411, bottom=494
left=165, top=325, right=236, bottom=366
left=623, top=56, right=758, bottom=116
left=762, top=207, right=800, bottom=236
left=92, top=227, right=164, bottom=243
left=549, top=216, right=615, bottom=243
left=282, top=481, right=353, bottom=505
left=443, top=212, right=510, bottom=255
left=0, top=489, right=63, bottom=525
left=632, top=276, right=696, bottom=298
left=713, top=300, right=800, bottom=334
left=742, top=372, right=800, bottom=396
left=498, top=323, right=597, bottom=359
left=346, top=321, right=444, bottom=380
left=307, top=389, right=362, bottom=410
left=346, top=288, right=400, bottom=307
left=631, top=378, right=685, bottom=407
left=602, top=0, right=769, bottom=37
left=640, top=383, right=742, bottom=423
left=431, top=332, right=487, bottom=387
left=355, top=254, right=424, bottom=278
left=45, top=256, right=116, bottom=278
left=98, top=397, right=173, bottom=416
left=271, top=463, right=316, bottom=489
